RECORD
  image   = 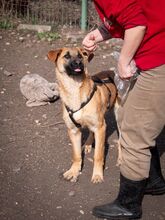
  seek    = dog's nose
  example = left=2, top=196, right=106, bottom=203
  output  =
left=70, top=60, right=84, bottom=72
left=71, top=60, right=81, bottom=68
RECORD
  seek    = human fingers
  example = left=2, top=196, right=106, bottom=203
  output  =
left=89, top=33, right=95, bottom=41
left=82, top=38, right=95, bottom=48
left=117, top=63, right=134, bottom=80
left=83, top=44, right=97, bottom=52
left=82, top=36, right=97, bottom=52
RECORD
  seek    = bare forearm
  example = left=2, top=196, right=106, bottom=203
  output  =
left=119, top=26, right=146, bottom=65
left=118, top=26, right=146, bottom=79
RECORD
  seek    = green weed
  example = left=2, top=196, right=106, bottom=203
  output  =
left=37, top=32, right=60, bottom=41
left=0, top=19, right=12, bottom=29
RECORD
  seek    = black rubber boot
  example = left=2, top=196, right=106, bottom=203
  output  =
left=92, top=174, right=146, bottom=219
left=145, top=147, right=165, bottom=195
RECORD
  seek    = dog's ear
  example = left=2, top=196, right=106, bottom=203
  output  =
left=47, top=49, right=62, bottom=62
left=79, top=48, right=94, bottom=62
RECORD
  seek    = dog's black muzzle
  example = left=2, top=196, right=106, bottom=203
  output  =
left=65, top=59, right=84, bottom=76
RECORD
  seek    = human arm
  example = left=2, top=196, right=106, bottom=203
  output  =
left=82, top=24, right=111, bottom=52
left=118, top=25, right=146, bottom=79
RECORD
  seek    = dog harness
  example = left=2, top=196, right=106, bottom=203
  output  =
left=65, top=78, right=113, bottom=128
left=65, top=83, right=97, bottom=128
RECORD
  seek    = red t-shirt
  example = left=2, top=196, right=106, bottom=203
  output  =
left=94, top=0, right=165, bottom=70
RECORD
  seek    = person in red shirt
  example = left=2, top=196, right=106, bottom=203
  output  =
left=82, top=0, right=165, bottom=219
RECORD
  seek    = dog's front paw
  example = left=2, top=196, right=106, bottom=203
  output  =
left=91, top=174, right=104, bottom=184
left=63, top=169, right=80, bottom=182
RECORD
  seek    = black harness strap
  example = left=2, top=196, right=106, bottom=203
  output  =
left=92, top=76, right=113, bottom=95
left=65, top=83, right=97, bottom=128
left=65, top=108, right=82, bottom=128
left=92, top=76, right=114, bottom=84
left=65, top=77, right=113, bottom=128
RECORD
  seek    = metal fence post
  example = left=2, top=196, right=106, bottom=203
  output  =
left=81, top=0, right=87, bottom=31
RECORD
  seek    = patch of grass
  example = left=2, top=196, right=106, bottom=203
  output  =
left=37, top=32, right=60, bottom=41
left=0, top=19, right=12, bottom=29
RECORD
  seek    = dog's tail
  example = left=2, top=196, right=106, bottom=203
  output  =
left=106, top=82, right=118, bottom=108
left=92, top=75, right=117, bottom=109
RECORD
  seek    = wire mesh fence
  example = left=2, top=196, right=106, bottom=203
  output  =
left=0, top=0, right=100, bottom=30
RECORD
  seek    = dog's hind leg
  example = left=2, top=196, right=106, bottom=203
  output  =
left=84, top=131, right=94, bottom=154
left=91, top=122, right=106, bottom=183
left=63, top=128, right=82, bottom=182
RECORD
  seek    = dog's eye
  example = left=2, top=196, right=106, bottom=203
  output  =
left=77, top=53, right=82, bottom=59
left=64, top=52, right=71, bottom=59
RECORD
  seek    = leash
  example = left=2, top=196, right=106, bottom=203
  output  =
left=65, top=83, right=97, bottom=128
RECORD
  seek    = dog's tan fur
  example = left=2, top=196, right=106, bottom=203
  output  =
left=48, top=47, right=117, bottom=183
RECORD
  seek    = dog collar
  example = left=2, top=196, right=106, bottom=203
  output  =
left=65, top=83, right=97, bottom=128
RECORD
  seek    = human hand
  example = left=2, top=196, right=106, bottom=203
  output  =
left=82, top=33, right=97, bottom=52
left=117, top=59, right=136, bottom=80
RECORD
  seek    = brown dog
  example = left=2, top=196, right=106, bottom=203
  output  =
left=48, top=47, right=117, bottom=183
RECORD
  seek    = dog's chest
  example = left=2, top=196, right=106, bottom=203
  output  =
left=70, top=108, right=98, bottom=129
left=72, top=110, right=82, bottom=122
left=59, top=78, right=84, bottom=110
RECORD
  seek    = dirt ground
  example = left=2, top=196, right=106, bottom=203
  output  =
left=0, top=29, right=165, bottom=220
